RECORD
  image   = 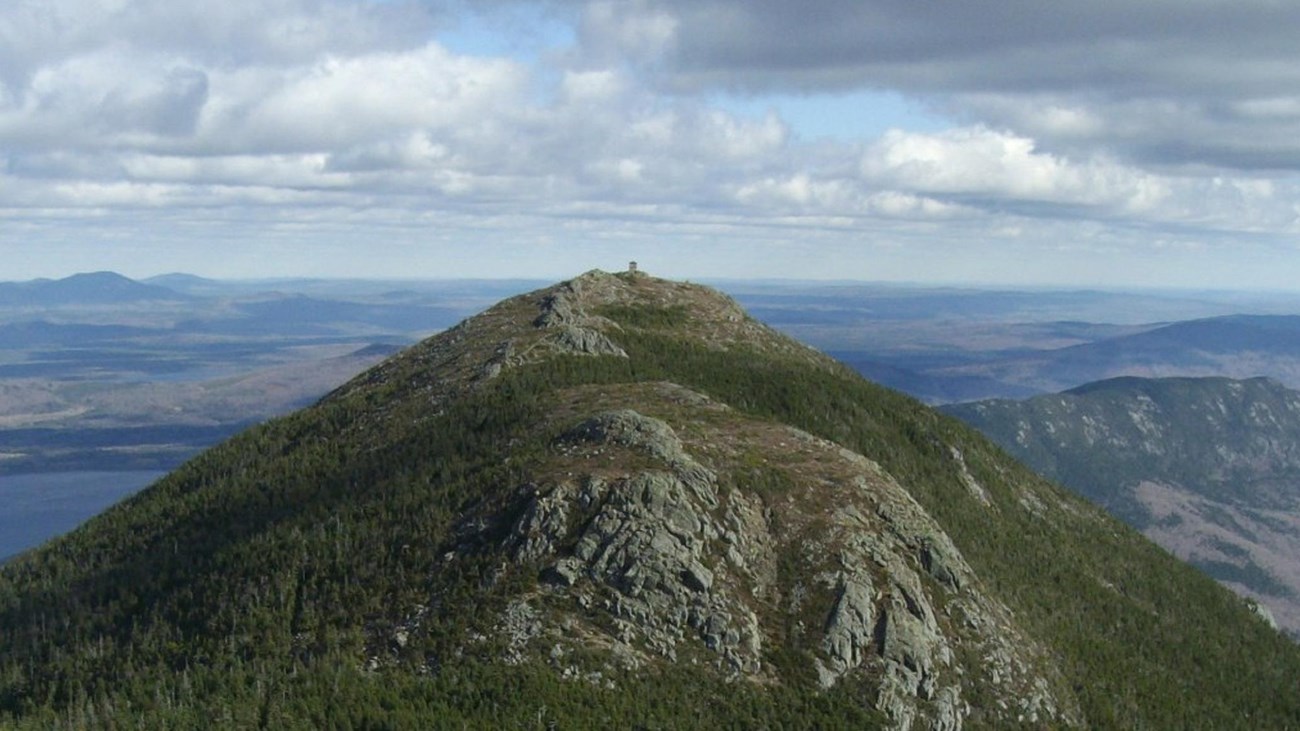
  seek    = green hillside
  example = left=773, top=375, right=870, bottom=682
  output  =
left=2, top=272, right=1298, bottom=729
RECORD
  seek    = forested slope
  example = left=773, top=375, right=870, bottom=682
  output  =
left=2, top=271, right=1297, bottom=729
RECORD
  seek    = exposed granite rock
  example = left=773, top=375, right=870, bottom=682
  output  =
left=1246, top=598, right=1280, bottom=630
left=817, top=571, right=876, bottom=686
left=498, top=599, right=543, bottom=664
left=464, top=396, right=1078, bottom=729
left=531, top=275, right=629, bottom=358
left=561, top=410, right=717, bottom=504
left=875, top=571, right=950, bottom=728
left=948, top=446, right=991, bottom=507
left=548, top=325, right=626, bottom=357
left=502, top=410, right=759, bottom=670
left=563, top=410, right=687, bottom=464
left=518, top=467, right=754, bottom=669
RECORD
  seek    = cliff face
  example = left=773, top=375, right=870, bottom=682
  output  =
left=3, top=271, right=1299, bottom=729
left=946, top=375, right=1300, bottom=636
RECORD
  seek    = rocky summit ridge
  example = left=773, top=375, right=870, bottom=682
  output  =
left=333, top=269, right=1071, bottom=728
left=3, top=270, right=1300, bottom=729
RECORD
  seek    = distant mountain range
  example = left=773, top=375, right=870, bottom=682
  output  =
left=731, top=282, right=1300, bottom=404
left=827, top=351, right=1041, bottom=404
left=0, top=272, right=476, bottom=489
left=946, top=375, right=1300, bottom=637
left=0, top=271, right=190, bottom=306
left=929, top=315, right=1300, bottom=398
left=141, top=272, right=221, bottom=290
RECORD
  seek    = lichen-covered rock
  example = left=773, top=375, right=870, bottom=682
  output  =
left=547, top=325, right=627, bottom=357
left=531, top=277, right=629, bottom=357
left=510, top=481, right=574, bottom=563
left=817, top=571, right=876, bottom=687
left=561, top=410, right=717, bottom=505
left=563, top=410, right=687, bottom=465
left=460, top=391, right=1078, bottom=729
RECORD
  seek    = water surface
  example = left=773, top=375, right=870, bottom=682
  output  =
left=0, top=470, right=165, bottom=561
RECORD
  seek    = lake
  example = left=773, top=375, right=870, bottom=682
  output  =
left=0, top=470, right=166, bottom=561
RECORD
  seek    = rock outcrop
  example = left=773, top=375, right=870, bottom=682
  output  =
left=535, top=284, right=627, bottom=358
left=447, top=393, right=1077, bottom=729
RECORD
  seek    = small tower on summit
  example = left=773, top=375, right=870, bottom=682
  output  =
left=628, top=261, right=639, bottom=274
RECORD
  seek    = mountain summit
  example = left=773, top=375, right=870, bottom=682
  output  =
left=0, top=271, right=188, bottom=306
left=3, top=270, right=1299, bottom=729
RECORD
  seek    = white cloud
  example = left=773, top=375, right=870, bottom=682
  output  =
left=566, top=0, right=1300, bottom=173
left=325, top=133, right=451, bottom=173
left=205, top=44, right=530, bottom=154
left=3, top=0, right=1300, bottom=286
left=861, top=127, right=1144, bottom=205
left=0, top=0, right=433, bottom=72
left=560, top=68, right=627, bottom=103
left=853, top=126, right=1300, bottom=236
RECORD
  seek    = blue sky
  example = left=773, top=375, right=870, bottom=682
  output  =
left=3, top=0, right=1300, bottom=288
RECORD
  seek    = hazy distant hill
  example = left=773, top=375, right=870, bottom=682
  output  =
left=141, top=272, right=226, bottom=295
left=0, top=342, right=405, bottom=473
left=826, top=351, right=1040, bottom=404
left=3, top=271, right=1297, bottom=728
left=726, top=284, right=1300, bottom=403
left=946, top=375, right=1300, bottom=636
left=199, top=295, right=460, bottom=336
left=937, top=315, right=1300, bottom=394
left=0, top=273, right=495, bottom=490
left=0, top=271, right=189, bottom=306
left=728, top=286, right=1250, bottom=326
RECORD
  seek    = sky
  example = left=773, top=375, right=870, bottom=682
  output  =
left=3, top=0, right=1300, bottom=288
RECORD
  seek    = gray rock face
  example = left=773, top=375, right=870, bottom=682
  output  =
left=506, top=410, right=762, bottom=670
left=549, top=325, right=626, bottom=356
left=875, top=573, right=949, bottom=728
left=807, top=494, right=967, bottom=729
left=466, top=402, right=1076, bottom=729
left=533, top=278, right=628, bottom=358
left=469, top=274, right=630, bottom=388
left=818, top=572, right=876, bottom=685
left=561, top=410, right=714, bottom=495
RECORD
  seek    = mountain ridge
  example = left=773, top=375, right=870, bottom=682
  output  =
left=945, top=374, right=1300, bottom=636
left=2, top=270, right=1298, bottom=728
left=932, top=314, right=1300, bottom=396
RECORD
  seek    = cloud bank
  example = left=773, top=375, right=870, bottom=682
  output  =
left=1, top=0, right=1298, bottom=284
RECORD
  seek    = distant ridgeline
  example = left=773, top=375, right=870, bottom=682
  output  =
left=2, top=271, right=1298, bottom=729
left=946, top=374, right=1300, bottom=639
